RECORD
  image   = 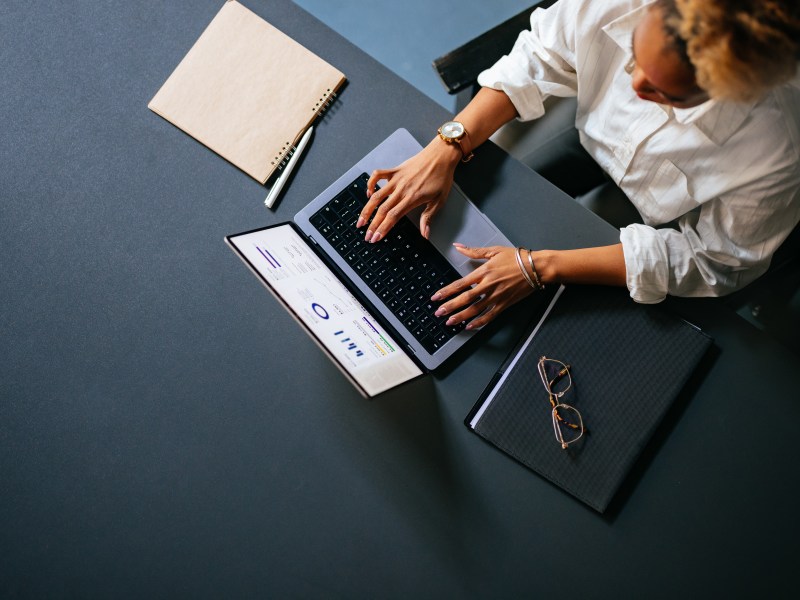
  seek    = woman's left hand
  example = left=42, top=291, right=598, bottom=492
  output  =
left=432, top=244, right=538, bottom=330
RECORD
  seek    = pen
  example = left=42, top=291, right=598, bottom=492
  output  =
left=264, top=125, right=314, bottom=209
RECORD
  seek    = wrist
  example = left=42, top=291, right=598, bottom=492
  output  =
left=429, top=136, right=463, bottom=168
left=530, top=250, right=558, bottom=285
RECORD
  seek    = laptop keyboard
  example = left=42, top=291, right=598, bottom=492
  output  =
left=309, top=172, right=466, bottom=354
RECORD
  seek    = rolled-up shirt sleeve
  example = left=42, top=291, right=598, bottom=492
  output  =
left=621, top=178, right=800, bottom=303
left=477, top=0, right=580, bottom=121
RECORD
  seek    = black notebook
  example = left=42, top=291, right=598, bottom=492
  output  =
left=466, top=285, right=712, bottom=513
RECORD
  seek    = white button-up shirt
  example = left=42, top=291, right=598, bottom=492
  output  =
left=478, top=0, right=800, bottom=303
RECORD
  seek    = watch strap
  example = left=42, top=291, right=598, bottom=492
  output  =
left=457, top=129, right=474, bottom=163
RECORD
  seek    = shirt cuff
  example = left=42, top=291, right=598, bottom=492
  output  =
left=478, top=57, right=547, bottom=121
left=620, top=224, right=670, bottom=304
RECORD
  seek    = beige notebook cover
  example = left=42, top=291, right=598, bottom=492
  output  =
left=148, top=0, right=346, bottom=184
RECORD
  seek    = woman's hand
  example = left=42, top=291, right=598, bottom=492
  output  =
left=432, top=244, right=538, bottom=330
left=357, top=138, right=461, bottom=243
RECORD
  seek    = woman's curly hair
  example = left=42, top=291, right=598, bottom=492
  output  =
left=660, top=0, right=800, bottom=102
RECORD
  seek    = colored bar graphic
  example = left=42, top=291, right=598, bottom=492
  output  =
left=256, top=245, right=280, bottom=268
left=362, top=317, right=379, bottom=334
left=334, top=329, right=365, bottom=359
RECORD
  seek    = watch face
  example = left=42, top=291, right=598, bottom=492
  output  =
left=441, top=121, right=465, bottom=140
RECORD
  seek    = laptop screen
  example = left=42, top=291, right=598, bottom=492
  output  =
left=227, top=223, right=423, bottom=397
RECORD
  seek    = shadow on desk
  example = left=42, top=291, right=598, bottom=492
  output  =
left=327, top=373, right=495, bottom=566
left=455, top=142, right=509, bottom=211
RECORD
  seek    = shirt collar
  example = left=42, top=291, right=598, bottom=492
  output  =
left=603, top=1, right=753, bottom=146
left=671, top=99, right=754, bottom=145
left=602, top=2, right=652, bottom=53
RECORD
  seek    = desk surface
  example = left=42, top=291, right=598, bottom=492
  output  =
left=2, top=1, right=798, bottom=597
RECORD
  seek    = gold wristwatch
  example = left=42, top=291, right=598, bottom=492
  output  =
left=438, top=121, right=474, bottom=162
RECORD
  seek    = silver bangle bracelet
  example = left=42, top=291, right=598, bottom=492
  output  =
left=515, top=247, right=539, bottom=290
left=526, top=249, right=545, bottom=290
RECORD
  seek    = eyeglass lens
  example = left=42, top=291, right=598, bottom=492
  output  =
left=552, top=404, right=583, bottom=446
left=541, top=359, right=571, bottom=395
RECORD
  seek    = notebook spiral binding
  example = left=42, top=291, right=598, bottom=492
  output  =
left=272, top=89, right=338, bottom=172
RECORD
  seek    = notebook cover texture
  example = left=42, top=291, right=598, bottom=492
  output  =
left=148, top=0, right=346, bottom=184
left=468, top=285, right=712, bottom=512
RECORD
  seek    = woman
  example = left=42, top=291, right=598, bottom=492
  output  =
left=356, top=0, right=800, bottom=330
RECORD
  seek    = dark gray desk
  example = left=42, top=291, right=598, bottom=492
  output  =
left=2, top=1, right=798, bottom=597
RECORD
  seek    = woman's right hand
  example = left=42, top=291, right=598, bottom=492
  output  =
left=357, top=138, right=462, bottom=243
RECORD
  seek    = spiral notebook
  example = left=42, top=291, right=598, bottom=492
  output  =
left=148, top=0, right=346, bottom=184
left=466, top=285, right=713, bottom=513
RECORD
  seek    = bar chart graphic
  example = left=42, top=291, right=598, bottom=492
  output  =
left=334, top=330, right=364, bottom=358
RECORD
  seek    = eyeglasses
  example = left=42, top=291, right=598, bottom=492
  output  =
left=537, top=356, right=585, bottom=450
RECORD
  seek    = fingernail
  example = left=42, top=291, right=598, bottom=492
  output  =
left=356, top=217, right=365, bottom=228
left=465, top=322, right=475, bottom=330
left=431, top=292, right=441, bottom=301
left=370, top=231, right=382, bottom=243
left=365, top=229, right=373, bottom=241
left=423, top=225, right=430, bottom=239
left=446, top=316, right=456, bottom=326
left=453, top=242, right=465, bottom=248
left=435, top=307, right=446, bottom=317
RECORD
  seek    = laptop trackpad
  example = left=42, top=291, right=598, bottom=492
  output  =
left=407, top=185, right=509, bottom=277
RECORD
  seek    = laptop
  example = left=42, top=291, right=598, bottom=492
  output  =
left=226, top=128, right=512, bottom=397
